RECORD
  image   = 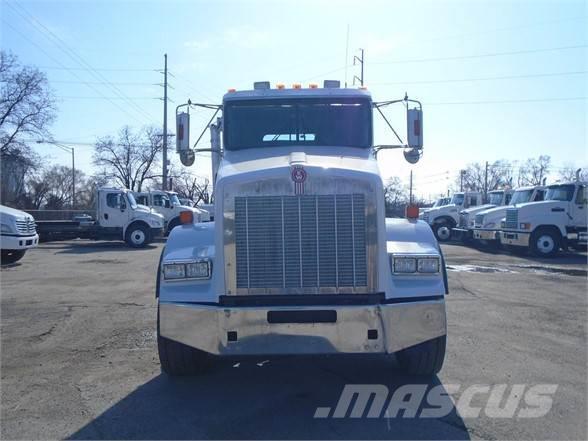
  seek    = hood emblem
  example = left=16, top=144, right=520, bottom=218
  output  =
left=291, top=166, right=307, bottom=195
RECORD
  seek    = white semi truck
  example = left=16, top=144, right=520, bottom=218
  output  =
left=34, top=188, right=165, bottom=247
left=0, top=205, right=39, bottom=264
left=134, top=190, right=210, bottom=234
left=452, top=189, right=514, bottom=242
left=500, top=181, right=587, bottom=257
left=420, top=191, right=482, bottom=241
left=156, top=81, right=448, bottom=376
left=472, top=185, right=545, bottom=245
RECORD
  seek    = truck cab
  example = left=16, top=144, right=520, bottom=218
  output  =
left=0, top=205, right=39, bottom=264
left=500, top=181, right=587, bottom=256
left=420, top=191, right=482, bottom=241
left=453, top=189, right=514, bottom=242
left=134, top=190, right=210, bottom=234
left=157, top=81, right=447, bottom=376
left=472, top=186, right=545, bottom=244
left=96, top=188, right=165, bottom=247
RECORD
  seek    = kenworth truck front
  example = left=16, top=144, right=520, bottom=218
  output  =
left=157, top=82, right=448, bottom=376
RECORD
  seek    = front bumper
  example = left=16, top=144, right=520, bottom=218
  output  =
left=159, top=297, right=446, bottom=356
left=151, top=227, right=164, bottom=238
left=452, top=227, right=473, bottom=239
left=0, top=234, right=39, bottom=250
left=473, top=229, right=499, bottom=241
left=500, top=231, right=530, bottom=246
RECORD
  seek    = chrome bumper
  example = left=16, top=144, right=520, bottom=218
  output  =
left=473, top=229, right=498, bottom=241
left=159, top=298, right=446, bottom=356
left=500, top=231, right=530, bottom=246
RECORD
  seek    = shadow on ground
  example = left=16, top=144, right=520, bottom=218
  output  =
left=37, top=241, right=161, bottom=254
left=68, top=355, right=469, bottom=440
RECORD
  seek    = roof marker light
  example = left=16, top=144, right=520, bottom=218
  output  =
left=309, top=83, right=318, bottom=89
left=227, top=88, right=236, bottom=93
left=276, top=83, right=285, bottom=90
left=359, top=86, right=368, bottom=90
left=292, top=83, right=302, bottom=89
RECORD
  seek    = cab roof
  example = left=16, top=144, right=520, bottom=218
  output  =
left=223, top=87, right=372, bottom=103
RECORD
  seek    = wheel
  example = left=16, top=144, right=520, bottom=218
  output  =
left=166, top=218, right=180, bottom=236
left=125, top=224, right=150, bottom=248
left=433, top=222, right=452, bottom=242
left=1, top=249, right=26, bottom=264
left=397, top=335, right=446, bottom=376
left=157, top=305, right=212, bottom=376
left=530, top=227, right=560, bottom=258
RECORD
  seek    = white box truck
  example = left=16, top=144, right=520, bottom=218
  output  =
left=0, top=205, right=39, bottom=264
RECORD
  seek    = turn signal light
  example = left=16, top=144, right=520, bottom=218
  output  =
left=180, top=210, right=194, bottom=224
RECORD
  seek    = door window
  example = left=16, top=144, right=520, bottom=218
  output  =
left=153, top=194, right=164, bottom=206
left=575, top=186, right=586, bottom=205
left=136, top=195, right=148, bottom=205
left=106, top=193, right=124, bottom=208
left=534, top=190, right=545, bottom=201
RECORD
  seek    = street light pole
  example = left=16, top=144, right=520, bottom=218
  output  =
left=36, top=140, right=75, bottom=208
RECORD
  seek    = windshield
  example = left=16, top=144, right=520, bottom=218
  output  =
left=510, top=190, right=533, bottom=205
left=450, top=193, right=464, bottom=205
left=126, top=192, right=138, bottom=210
left=168, top=194, right=181, bottom=205
left=488, top=192, right=503, bottom=205
left=546, top=184, right=575, bottom=201
left=224, top=98, right=372, bottom=149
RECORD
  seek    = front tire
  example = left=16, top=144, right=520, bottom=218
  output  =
left=433, top=222, right=453, bottom=242
left=397, top=335, right=446, bottom=376
left=1, top=249, right=26, bottom=264
left=125, top=224, right=151, bottom=248
left=157, top=306, right=211, bottom=376
left=530, top=227, right=560, bottom=258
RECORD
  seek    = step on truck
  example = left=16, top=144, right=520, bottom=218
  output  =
left=0, top=205, right=39, bottom=264
left=134, top=190, right=210, bottom=235
left=452, top=189, right=514, bottom=243
left=33, top=188, right=165, bottom=248
left=420, top=191, right=482, bottom=241
left=500, top=180, right=587, bottom=257
left=156, top=81, right=448, bottom=376
left=472, top=185, right=545, bottom=246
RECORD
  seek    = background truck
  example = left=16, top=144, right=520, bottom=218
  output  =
left=134, top=190, right=210, bottom=234
left=452, top=189, right=513, bottom=242
left=419, top=196, right=450, bottom=216
left=472, top=185, right=545, bottom=245
left=32, top=188, right=165, bottom=248
left=420, top=191, right=482, bottom=241
left=500, top=181, right=587, bottom=256
left=157, top=80, right=448, bottom=377
left=0, top=205, right=39, bottom=264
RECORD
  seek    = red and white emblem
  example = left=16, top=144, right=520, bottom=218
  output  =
left=291, top=166, right=307, bottom=195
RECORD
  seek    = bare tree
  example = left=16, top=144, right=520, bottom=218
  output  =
left=93, top=125, right=163, bottom=191
left=557, top=164, right=588, bottom=182
left=518, top=155, right=551, bottom=186
left=0, top=51, right=55, bottom=204
left=458, top=160, right=515, bottom=194
left=172, top=169, right=211, bottom=204
left=384, top=177, right=408, bottom=217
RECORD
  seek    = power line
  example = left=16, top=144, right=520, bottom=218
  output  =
left=426, top=97, right=586, bottom=105
left=372, top=70, right=587, bottom=85
left=56, top=96, right=158, bottom=100
left=50, top=80, right=157, bottom=86
left=370, top=44, right=587, bottom=65
left=36, top=65, right=157, bottom=72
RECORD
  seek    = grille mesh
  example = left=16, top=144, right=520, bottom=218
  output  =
left=505, top=208, right=518, bottom=229
left=15, top=219, right=36, bottom=235
left=235, top=194, right=367, bottom=290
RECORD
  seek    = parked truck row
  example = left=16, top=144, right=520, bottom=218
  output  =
left=420, top=180, right=587, bottom=257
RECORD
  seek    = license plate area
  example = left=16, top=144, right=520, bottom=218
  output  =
left=267, top=310, right=337, bottom=324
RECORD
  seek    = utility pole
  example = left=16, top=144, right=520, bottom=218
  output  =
left=460, top=170, right=465, bottom=191
left=162, top=53, right=168, bottom=191
left=353, top=48, right=364, bottom=86
left=409, top=170, right=413, bottom=204
left=483, top=161, right=489, bottom=202
left=71, top=148, right=75, bottom=209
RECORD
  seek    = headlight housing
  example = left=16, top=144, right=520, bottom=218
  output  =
left=163, top=259, right=211, bottom=280
left=1, top=223, right=14, bottom=234
left=391, top=255, right=440, bottom=275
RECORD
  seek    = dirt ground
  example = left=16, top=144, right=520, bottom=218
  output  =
left=1, top=240, right=586, bottom=440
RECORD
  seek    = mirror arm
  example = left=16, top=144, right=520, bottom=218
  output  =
left=374, top=105, right=404, bottom=145
left=193, top=107, right=221, bottom=149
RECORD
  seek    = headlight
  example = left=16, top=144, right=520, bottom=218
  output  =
left=1, top=223, right=14, bottom=234
left=162, top=259, right=211, bottom=280
left=391, top=255, right=440, bottom=275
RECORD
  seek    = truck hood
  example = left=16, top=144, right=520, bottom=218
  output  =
left=0, top=205, right=34, bottom=221
left=461, top=204, right=495, bottom=215
left=424, top=204, right=459, bottom=216
left=515, top=200, right=568, bottom=215
left=217, top=147, right=378, bottom=181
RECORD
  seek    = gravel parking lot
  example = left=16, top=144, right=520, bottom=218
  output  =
left=1, top=240, right=586, bottom=440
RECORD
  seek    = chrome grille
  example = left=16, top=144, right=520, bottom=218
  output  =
left=15, top=218, right=36, bottom=235
left=505, top=208, right=518, bottom=229
left=235, top=194, right=367, bottom=290
left=474, top=213, right=484, bottom=228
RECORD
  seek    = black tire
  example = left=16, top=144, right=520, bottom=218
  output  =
left=433, top=221, right=453, bottom=242
left=529, top=227, right=561, bottom=258
left=1, top=249, right=26, bottom=264
left=166, top=218, right=180, bottom=236
left=125, top=223, right=151, bottom=248
left=157, top=305, right=212, bottom=376
left=397, top=335, right=446, bottom=376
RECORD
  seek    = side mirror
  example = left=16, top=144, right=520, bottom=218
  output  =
left=407, top=108, right=423, bottom=149
left=176, top=112, right=190, bottom=152
left=164, top=200, right=170, bottom=208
